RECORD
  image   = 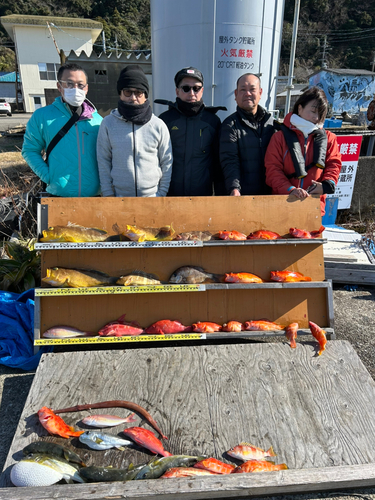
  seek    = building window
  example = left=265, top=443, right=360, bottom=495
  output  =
left=95, top=69, right=108, bottom=84
left=38, top=63, right=60, bottom=81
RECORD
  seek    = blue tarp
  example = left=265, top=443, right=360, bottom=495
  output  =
left=0, top=289, right=53, bottom=371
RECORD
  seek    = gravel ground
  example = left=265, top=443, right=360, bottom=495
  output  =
left=0, top=284, right=375, bottom=500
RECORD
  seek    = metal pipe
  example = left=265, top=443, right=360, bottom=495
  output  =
left=211, top=0, right=217, bottom=106
left=285, top=0, right=301, bottom=115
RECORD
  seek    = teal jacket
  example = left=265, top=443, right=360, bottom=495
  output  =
left=22, top=97, right=102, bottom=197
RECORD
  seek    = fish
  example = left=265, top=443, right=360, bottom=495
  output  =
left=309, top=320, right=327, bottom=355
left=232, top=459, right=288, bottom=473
left=144, top=320, right=192, bottom=335
left=42, top=326, right=95, bottom=339
left=227, top=442, right=277, bottom=462
left=270, top=270, right=312, bottom=282
left=135, top=455, right=207, bottom=480
left=98, top=314, right=144, bottom=337
left=217, top=230, right=247, bottom=240
left=224, top=272, right=264, bottom=283
left=175, top=231, right=212, bottom=241
left=121, top=224, right=175, bottom=242
left=116, top=271, right=162, bottom=286
left=222, top=321, right=244, bottom=332
left=54, top=400, right=168, bottom=440
left=244, top=320, right=284, bottom=331
left=42, top=267, right=118, bottom=288
left=289, top=225, right=325, bottom=239
left=161, top=467, right=217, bottom=478
left=285, top=323, right=299, bottom=348
left=39, top=223, right=110, bottom=243
left=194, top=458, right=235, bottom=474
left=192, top=321, right=222, bottom=333
left=80, top=464, right=145, bottom=483
left=23, top=441, right=86, bottom=467
left=81, top=413, right=136, bottom=427
left=79, top=431, right=135, bottom=451
left=122, top=427, right=172, bottom=457
left=247, top=230, right=282, bottom=240
left=10, top=453, right=84, bottom=487
left=169, top=266, right=223, bottom=284
left=37, top=406, right=84, bottom=439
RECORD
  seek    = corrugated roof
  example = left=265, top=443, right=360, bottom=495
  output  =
left=0, top=71, right=20, bottom=82
left=0, top=14, right=102, bottom=30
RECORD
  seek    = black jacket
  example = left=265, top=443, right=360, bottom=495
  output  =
left=156, top=100, right=226, bottom=196
left=220, top=105, right=278, bottom=195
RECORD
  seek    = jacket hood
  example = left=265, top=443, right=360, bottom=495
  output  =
left=53, top=96, right=97, bottom=117
left=283, top=112, right=294, bottom=128
left=154, top=99, right=226, bottom=115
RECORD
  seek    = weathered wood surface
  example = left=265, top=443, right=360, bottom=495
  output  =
left=2, top=341, right=375, bottom=498
left=325, top=262, right=375, bottom=284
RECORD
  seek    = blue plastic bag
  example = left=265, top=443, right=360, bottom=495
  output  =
left=0, top=289, right=53, bottom=371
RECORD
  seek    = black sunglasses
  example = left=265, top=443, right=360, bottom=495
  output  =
left=180, top=85, right=203, bottom=93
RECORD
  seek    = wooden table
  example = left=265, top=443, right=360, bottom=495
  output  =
left=2, top=340, right=375, bottom=499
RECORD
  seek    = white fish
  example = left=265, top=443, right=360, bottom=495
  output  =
left=82, top=413, right=137, bottom=427
left=43, top=326, right=93, bottom=339
left=11, top=454, right=84, bottom=487
left=79, top=431, right=135, bottom=451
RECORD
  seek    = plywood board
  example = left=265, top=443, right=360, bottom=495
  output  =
left=2, top=341, right=375, bottom=498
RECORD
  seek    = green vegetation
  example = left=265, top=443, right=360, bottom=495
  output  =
left=0, top=239, right=40, bottom=293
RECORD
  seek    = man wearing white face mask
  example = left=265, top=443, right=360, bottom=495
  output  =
left=22, top=63, right=102, bottom=197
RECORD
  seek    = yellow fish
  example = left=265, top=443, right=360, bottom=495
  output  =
left=40, top=224, right=110, bottom=243
left=123, top=224, right=175, bottom=242
left=42, top=268, right=118, bottom=288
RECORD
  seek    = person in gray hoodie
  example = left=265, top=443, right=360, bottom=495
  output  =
left=97, top=65, right=173, bottom=197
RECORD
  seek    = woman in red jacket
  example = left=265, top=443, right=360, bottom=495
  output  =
left=265, top=87, right=341, bottom=215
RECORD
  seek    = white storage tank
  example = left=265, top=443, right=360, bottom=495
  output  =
left=151, top=0, right=285, bottom=119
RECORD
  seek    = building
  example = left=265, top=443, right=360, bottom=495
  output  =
left=308, top=68, right=375, bottom=115
left=276, top=82, right=308, bottom=118
left=0, top=14, right=102, bottom=112
left=0, top=71, right=23, bottom=110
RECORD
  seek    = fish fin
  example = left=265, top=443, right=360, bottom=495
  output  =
left=303, top=277, right=312, bottom=281
left=239, top=441, right=253, bottom=446
left=279, top=463, right=288, bottom=470
left=116, top=446, right=126, bottom=451
left=95, top=438, right=104, bottom=444
left=267, top=446, right=277, bottom=457
left=128, top=463, right=134, bottom=471
left=67, top=221, right=83, bottom=227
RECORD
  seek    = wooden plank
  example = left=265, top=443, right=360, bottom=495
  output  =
left=324, top=266, right=375, bottom=284
left=2, top=341, right=375, bottom=497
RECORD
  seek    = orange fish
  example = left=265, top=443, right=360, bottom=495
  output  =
left=161, top=467, right=217, bottom=478
left=244, top=320, right=284, bottom=331
left=37, top=406, right=84, bottom=439
left=218, top=230, right=247, bottom=241
left=122, top=427, right=172, bottom=456
left=309, top=321, right=327, bottom=355
left=270, top=271, right=312, bottom=282
left=194, top=458, right=235, bottom=474
left=285, top=323, right=298, bottom=348
left=224, top=272, right=263, bottom=283
left=247, top=230, right=282, bottom=240
left=227, top=442, right=276, bottom=461
left=222, top=321, right=244, bottom=332
left=192, top=321, right=222, bottom=333
left=232, top=459, right=288, bottom=473
left=289, top=225, right=325, bottom=239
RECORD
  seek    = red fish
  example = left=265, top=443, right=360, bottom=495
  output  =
left=247, top=230, right=282, bottom=240
left=285, top=323, right=298, bottom=348
left=244, top=320, right=284, bottom=331
left=227, top=442, right=276, bottom=461
left=37, top=407, right=84, bottom=439
left=222, top=321, right=244, bottom=332
left=270, top=271, right=312, bottom=282
left=99, top=314, right=144, bottom=336
left=194, top=458, right=235, bottom=474
left=232, top=459, right=288, bottom=473
left=309, top=321, right=327, bottom=355
left=289, top=225, right=325, bottom=239
left=122, top=427, right=172, bottom=456
left=161, top=467, right=217, bottom=478
left=224, top=272, right=263, bottom=283
left=192, top=321, right=222, bottom=333
left=218, top=230, right=247, bottom=241
left=144, top=320, right=192, bottom=335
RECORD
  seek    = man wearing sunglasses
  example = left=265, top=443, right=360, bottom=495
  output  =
left=22, top=63, right=103, bottom=197
left=97, top=65, right=172, bottom=197
left=155, top=67, right=226, bottom=196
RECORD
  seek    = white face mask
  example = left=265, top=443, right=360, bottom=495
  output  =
left=63, top=88, right=86, bottom=107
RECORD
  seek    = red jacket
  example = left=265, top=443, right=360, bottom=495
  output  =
left=265, top=112, right=342, bottom=215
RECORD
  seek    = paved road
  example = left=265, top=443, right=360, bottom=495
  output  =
left=0, top=113, right=31, bottom=132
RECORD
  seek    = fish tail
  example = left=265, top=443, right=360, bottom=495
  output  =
left=211, top=273, right=225, bottom=283
left=267, top=446, right=276, bottom=457
left=162, top=450, right=173, bottom=457
left=278, top=463, right=288, bottom=470
left=302, top=277, right=312, bottom=281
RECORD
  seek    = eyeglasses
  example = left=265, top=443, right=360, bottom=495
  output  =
left=122, top=89, right=145, bottom=98
left=180, top=85, right=203, bottom=93
left=59, top=80, right=88, bottom=90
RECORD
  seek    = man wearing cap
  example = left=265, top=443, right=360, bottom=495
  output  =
left=155, top=67, right=226, bottom=196
left=220, top=73, right=279, bottom=196
left=97, top=65, right=173, bottom=197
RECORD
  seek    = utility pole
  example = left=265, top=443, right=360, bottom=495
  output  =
left=115, top=34, right=118, bottom=57
left=285, top=0, right=301, bottom=115
left=371, top=51, right=375, bottom=72
left=102, top=30, right=106, bottom=54
left=46, top=22, right=65, bottom=65
left=321, top=36, right=328, bottom=69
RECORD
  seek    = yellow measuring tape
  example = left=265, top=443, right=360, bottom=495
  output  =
left=35, top=284, right=205, bottom=296
left=35, top=334, right=205, bottom=345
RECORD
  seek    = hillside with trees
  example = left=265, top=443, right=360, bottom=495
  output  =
left=0, top=0, right=374, bottom=78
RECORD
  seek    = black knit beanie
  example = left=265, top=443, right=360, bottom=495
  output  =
left=117, top=65, right=149, bottom=97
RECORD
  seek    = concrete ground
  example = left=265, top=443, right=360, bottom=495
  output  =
left=1, top=284, right=375, bottom=499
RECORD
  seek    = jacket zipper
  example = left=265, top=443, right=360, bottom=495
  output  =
left=133, top=123, right=138, bottom=196
left=75, top=123, right=82, bottom=196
